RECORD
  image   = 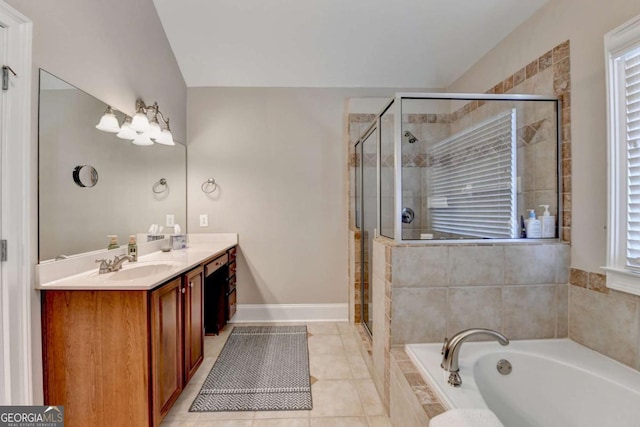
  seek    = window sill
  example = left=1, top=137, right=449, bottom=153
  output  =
left=603, top=267, right=640, bottom=296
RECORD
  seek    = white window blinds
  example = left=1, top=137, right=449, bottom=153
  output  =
left=625, top=48, right=640, bottom=269
left=428, top=109, right=517, bottom=239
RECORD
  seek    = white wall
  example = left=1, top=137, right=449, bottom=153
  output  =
left=447, top=0, right=640, bottom=274
left=6, top=0, right=187, bottom=141
left=188, top=87, right=411, bottom=304
left=5, top=0, right=186, bottom=403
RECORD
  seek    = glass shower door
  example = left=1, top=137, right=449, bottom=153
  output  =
left=361, top=127, right=378, bottom=336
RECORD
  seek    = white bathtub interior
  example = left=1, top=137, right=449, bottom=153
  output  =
left=406, top=339, right=640, bottom=427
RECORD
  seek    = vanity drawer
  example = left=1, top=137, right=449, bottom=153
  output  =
left=227, top=289, right=237, bottom=320
left=226, top=275, right=236, bottom=294
left=228, top=247, right=237, bottom=262
left=205, top=254, right=228, bottom=277
left=228, top=260, right=237, bottom=277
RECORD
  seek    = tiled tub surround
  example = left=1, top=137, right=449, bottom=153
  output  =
left=370, top=238, right=570, bottom=410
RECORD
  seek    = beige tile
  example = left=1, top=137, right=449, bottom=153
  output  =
left=367, top=415, right=392, bottom=427
left=308, top=335, right=345, bottom=355
left=569, top=286, right=639, bottom=368
left=448, top=287, right=502, bottom=336
left=448, top=246, right=504, bottom=286
left=195, top=421, right=253, bottom=427
left=309, top=417, right=368, bottom=427
left=355, top=379, right=385, bottom=416
left=341, top=334, right=361, bottom=355
left=253, top=418, right=310, bottom=427
left=309, top=380, right=365, bottom=418
left=167, top=383, right=202, bottom=414
left=503, top=285, right=556, bottom=339
left=337, top=322, right=353, bottom=336
left=391, top=246, right=448, bottom=287
left=556, top=284, right=568, bottom=337
left=348, top=354, right=371, bottom=379
left=160, top=421, right=198, bottom=427
left=309, top=353, right=353, bottom=380
left=307, top=323, right=340, bottom=335
left=504, top=245, right=557, bottom=284
left=391, top=288, right=447, bottom=344
left=196, top=411, right=255, bottom=421
left=556, top=244, right=570, bottom=283
left=254, top=411, right=310, bottom=419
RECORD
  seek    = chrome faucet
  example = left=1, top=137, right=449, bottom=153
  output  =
left=441, top=328, right=509, bottom=387
left=95, top=254, right=134, bottom=274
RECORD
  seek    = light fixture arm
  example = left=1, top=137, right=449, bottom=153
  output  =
left=135, top=99, right=170, bottom=127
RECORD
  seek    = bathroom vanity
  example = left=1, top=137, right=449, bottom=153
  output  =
left=38, top=240, right=237, bottom=427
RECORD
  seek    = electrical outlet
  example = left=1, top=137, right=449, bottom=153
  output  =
left=199, top=214, right=209, bottom=227
left=166, top=214, right=175, bottom=227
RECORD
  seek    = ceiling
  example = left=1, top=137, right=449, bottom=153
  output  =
left=153, top=0, right=549, bottom=88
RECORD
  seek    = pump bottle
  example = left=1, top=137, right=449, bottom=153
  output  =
left=539, top=205, right=556, bottom=238
left=525, top=209, right=542, bottom=238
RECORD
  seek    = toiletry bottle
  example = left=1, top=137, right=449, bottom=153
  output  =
left=539, top=205, right=556, bottom=238
left=525, top=209, right=542, bottom=238
left=128, top=235, right=138, bottom=262
left=107, top=235, right=119, bottom=250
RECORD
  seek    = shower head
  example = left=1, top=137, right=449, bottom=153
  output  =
left=404, top=131, right=418, bottom=144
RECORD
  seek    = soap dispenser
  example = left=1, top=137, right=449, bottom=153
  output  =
left=539, top=205, right=556, bottom=238
left=128, top=235, right=138, bottom=262
left=525, top=209, right=542, bottom=238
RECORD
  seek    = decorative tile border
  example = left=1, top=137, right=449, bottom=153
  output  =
left=390, top=347, right=446, bottom=419
left=569, top=267, right=607, bottom=294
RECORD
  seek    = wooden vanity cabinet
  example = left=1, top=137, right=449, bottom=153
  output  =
left=150, top=277, right=184, bottom=424
left=183, top=266, right=204, bottom=383
left=43, top=266, right=207, bottom=427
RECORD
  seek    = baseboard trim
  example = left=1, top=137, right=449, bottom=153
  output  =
left=231, top=303, right=348, bottom=323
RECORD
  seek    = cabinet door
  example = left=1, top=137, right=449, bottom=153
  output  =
left=151, top=277, right=183, bottom=426
left=184, top=267, right=204, bottom=383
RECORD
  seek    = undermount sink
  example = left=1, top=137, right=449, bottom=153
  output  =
left=107, top=263, right=178, bottom=281
left=86, top=261, right=182, bottom=283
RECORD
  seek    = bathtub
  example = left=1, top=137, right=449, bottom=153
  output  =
left=405, top=339, right=640, bottom=427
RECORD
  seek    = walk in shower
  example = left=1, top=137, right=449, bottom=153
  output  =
left=352, top=93, right=562, bottom=335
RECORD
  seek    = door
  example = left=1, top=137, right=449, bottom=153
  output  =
left=0, top=23, right=5, bottom=404
left=183, top=267, right=203, bottom=383
left=151, top=277, right=183, bottom=426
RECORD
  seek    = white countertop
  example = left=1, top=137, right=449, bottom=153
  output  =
left=37, top=236, right=237, bottom=291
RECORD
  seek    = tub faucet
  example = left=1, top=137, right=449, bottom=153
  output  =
left=441, top=328, right=509, bottom=387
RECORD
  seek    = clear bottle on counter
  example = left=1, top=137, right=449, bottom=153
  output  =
left=128, top=235, right=138, bottom=262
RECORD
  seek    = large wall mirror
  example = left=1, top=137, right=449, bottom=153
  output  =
left=38, top=70, right=187, bottom=261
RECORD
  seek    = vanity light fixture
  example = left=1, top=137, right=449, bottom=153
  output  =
left=96, top=98, right=175, bottom=146
left=95, top=106, right=120, bottom=133
left=116, top=115, right=137, bottom=140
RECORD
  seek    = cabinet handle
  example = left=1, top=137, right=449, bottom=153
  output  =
left=181, top=287, right=186, bottom=294
left=189, top=281, right=193, bottom=288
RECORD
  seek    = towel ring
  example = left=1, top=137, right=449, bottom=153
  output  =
left=152, top=178, right=168, bottom=194
left=201, top=178, right=217, bottom=194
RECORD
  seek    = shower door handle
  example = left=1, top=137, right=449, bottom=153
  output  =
left=402, top=207, right=415, bottom=224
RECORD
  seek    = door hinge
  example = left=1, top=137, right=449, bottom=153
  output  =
left=2, top=65, right=17, bottom=91
left=1, top=240, right=6, bottom=262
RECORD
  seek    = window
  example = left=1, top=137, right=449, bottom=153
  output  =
left=605, top=14, right=640, bottom=295
left=428, top=109, right=518, bottom=238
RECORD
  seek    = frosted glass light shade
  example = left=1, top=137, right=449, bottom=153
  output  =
left=148, top=118, right=162, bottom=140
left=155, top=129, right=175, bottom=146
left=116, top=117, right=137, bottom=140
left=132, top=132, right=154, bottom=146
left=130, top=112, right=150, bottom=133
left=95, top=107, right=120, bottom=133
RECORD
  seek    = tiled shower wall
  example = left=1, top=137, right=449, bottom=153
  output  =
left=348, top=41, right=574, bottom=410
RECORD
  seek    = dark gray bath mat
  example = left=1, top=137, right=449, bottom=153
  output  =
left=190, top=325, right=312, bottom=412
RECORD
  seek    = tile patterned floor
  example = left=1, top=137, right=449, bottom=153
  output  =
left=160, top=322, right=391, bottom=427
